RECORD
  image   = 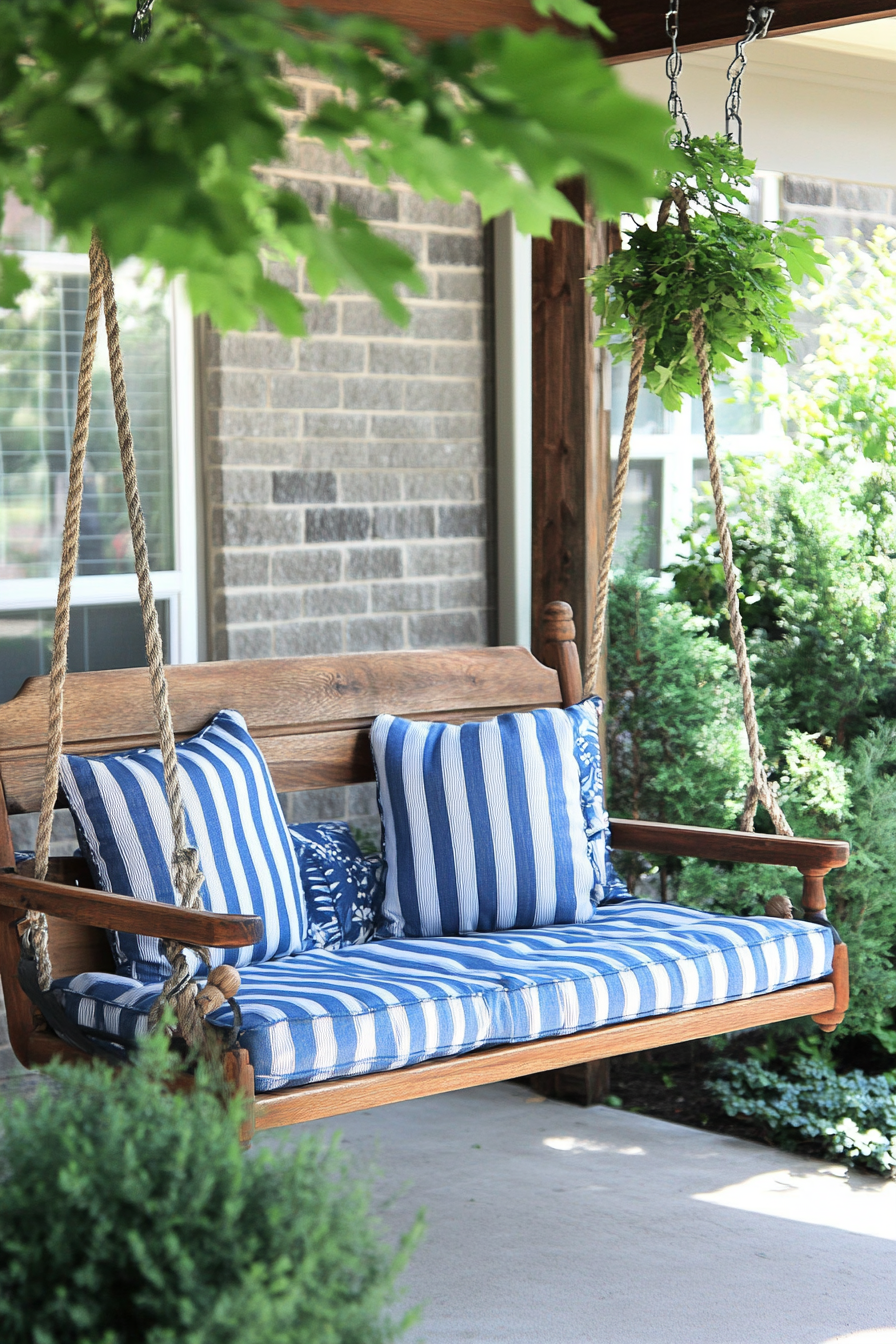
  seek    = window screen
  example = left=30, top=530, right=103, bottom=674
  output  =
left=0, top=601, right=170, bottom=705
left=0, top=255, right=174, bottom=582
left=611, top=459, right=662, bottom=573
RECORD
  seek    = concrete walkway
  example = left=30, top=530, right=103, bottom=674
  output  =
left=279, top=1082, right=896, bottom=1344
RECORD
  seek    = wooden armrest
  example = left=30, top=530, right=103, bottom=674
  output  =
left=609, top=819, right=849, bottom=872
left=0, top=873, right=263, bottom=949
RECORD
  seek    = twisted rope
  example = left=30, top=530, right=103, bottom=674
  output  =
left=97, top=250, right=210, bottom=1045
left=584, top=330, right=646, bottom=698
left=583, top=189, right=791, bottom=838
left=690, top=308, right=792, bottom=836
left=30, top=235, right=106, bottom=990
left=30, top=236, right=213, bottom=1045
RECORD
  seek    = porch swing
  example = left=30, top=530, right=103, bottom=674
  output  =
left=0, top=3, right=849, bottom=1138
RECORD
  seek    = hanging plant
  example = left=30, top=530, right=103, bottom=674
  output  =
left=587, top=134, right=826, bottom=410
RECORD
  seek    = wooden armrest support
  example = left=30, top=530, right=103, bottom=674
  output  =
left=609, top=819, right=849, bottom=872
left=0, top=873, right=262, bottom=949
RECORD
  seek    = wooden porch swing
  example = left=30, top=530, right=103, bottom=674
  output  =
left=0, top=0, right=858, bottom=1138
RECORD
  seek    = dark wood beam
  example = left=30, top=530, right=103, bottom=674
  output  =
left=601, top=1, right=896, bottom=63
left=530, top=180, right=603, bottom=669
left=290, top=2, right=896, bottom=60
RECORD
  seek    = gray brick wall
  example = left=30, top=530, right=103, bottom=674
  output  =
left=203, top=72, right=494, bottom=714
left=782, top=173, right=896, bottom=245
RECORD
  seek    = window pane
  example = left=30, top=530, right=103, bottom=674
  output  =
left=611, top=459, right=662, bottom=573
left=0, top=257, right=174, bottom=580
left=0, top=601, right=169, bottom=704
left=691, top=357, right=763, bottom=437
left=692, top=458, right=710, bottom=493
left=611, top=361, right=673, bottom=436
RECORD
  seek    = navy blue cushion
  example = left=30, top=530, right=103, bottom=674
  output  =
left=287, top=821, right=385, bottom=949
left=58, top=709, right=308, bottom=980
left=370, top=697, right=627, bottom=938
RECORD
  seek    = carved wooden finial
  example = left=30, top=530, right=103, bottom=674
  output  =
left=765, top=895, right=794, bottom=920
left=543, top=601, right=576, bottom=646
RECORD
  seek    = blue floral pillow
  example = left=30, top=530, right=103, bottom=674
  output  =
left=569, top=698, right=630, bottom=905
left=288, top=822, right=385, bottom=949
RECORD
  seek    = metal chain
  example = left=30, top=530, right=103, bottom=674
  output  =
left=132, top=0, right=155, bottom=42
left=725, top=5, right=775, bottom=146
left=665, top=1, right=691, bottom=143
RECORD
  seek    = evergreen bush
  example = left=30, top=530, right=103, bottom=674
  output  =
left=0, top=1038, right=420, bottom=1344
left=605, top=567, right=749, bottom=895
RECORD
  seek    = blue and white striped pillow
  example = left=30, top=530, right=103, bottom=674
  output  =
left=59, top=709, right=307, bottom=982
left=370, top=698, right=626, bottom=938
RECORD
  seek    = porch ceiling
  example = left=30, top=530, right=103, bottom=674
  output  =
left=285, top=2, right=896, bottom=61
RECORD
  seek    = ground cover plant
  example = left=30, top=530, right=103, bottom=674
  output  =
left=707, top=1047, right=896, bottom=1176
left=0, top=1034, right=421, bottom=1344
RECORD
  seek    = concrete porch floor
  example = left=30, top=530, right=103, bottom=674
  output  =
left=275, top=1082, right=896, bottom=1344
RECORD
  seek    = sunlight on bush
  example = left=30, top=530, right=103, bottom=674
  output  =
left=707, top=1052, right=896, bottom=1177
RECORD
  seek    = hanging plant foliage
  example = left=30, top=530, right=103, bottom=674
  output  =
left=587, top=134, right=826, bottom=410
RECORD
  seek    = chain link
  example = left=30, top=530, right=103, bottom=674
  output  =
left=725, top=5, right=775, bottom=146
left=665, top=1, right=691, bottom=143
left=132, top=0, right=155, bottom=42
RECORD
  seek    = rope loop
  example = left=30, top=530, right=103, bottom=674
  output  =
left=29, top=232, right=225, bottom=1041
left=585, top=194, right=791, bottom=838
left=690, top=307, right=792, bottom=837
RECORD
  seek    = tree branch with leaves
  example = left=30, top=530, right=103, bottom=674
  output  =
left=0, top=0, right=675, bottom=334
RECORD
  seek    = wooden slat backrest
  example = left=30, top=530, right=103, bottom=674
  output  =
left=0, top=646, right=562, bottom=815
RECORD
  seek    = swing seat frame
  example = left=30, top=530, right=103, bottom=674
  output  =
left=0, top=603, right=849, bottom=1137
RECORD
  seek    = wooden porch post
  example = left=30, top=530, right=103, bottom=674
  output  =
left=529, top=184, right=614, bottom=1108
left=531, top=179, right=612, bottom=694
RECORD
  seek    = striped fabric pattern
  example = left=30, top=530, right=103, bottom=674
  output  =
left=371, top=700, right=626, bottom=939
left=53, top=902, right=834, bottom=1093
left=59, top=709, right=307, bottom=981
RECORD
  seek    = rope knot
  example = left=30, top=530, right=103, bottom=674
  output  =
left=172, top=845, right=204, bottom=908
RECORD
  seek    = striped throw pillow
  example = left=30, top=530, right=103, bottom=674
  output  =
left=59, top=709, right=307, bottom=982
left=370, top=698, right=626, bottom=938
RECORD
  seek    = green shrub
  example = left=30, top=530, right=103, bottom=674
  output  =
left=706, top=1051, right=896, bottom=1176
left=0, top=1038, right=420, bottom=1344
left=606, top=567, right=750, bottom=893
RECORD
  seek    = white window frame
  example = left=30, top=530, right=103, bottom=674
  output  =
left=0, top=254, right=199, bottom=665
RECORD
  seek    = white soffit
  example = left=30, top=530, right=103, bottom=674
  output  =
left=618, top=21, right=896, bottom=186
left=786, top=17, right=896, bottom=62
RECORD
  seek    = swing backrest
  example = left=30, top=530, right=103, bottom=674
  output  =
left=0, top=643, right=566, bottom=979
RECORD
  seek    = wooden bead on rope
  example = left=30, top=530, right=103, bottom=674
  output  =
left=195, top=984, right=226, bottom=1018
left=764, top=895, right=794, bottom=919
left=195, top=964, right=241, bottom=1019
left=207, top=965, right=241, bottom=998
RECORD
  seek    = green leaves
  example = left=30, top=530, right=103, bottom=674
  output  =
left=0, top=0, right=675, bottom=334
left=707, top=1054, right=896, bottom=1175
left=0, top=251, right=28, bottom=307
left=588, top=135, right=827, bottom=410
left=0, top=1042, right=423, bottom=1343
left=293, top=10, right=675, bottom=234
left=789, top=226, right=896, bottom=462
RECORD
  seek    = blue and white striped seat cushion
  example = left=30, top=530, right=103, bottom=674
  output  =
left=371, top=699, right=627, bottom=939
left=59, top=709, right=307, bottom=981
left=52, top=902, right=833, bottom=1093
